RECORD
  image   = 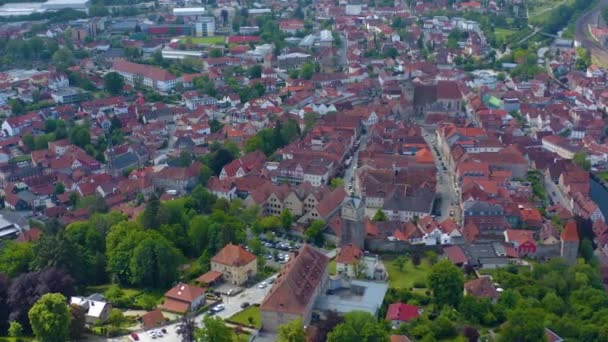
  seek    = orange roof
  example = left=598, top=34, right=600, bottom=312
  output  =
left=336, top=244, right=363, bottom=264
left=141, top=309, right=165, bottom=330
left=415, top=147, right=434, bottom=163
left=161, top=299, right=190, bottom=314
left=211, top=243, right=256, bottom=267
left=196, top=270, right=223, bottom=284
left=164, top=283, right=205, bottom=303
left=562, top=220, right=579, bottom=242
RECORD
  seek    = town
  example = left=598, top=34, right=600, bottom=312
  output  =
left=0, top=0, right=607, bottom=341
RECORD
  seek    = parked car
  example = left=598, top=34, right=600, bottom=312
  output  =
left=130, top=333, right=140, bottom=341
left=241, top=302, right=250, bottom=308
left=211, top=304, right=225, bottom=313
left=258, top=282, right=267, bottom=289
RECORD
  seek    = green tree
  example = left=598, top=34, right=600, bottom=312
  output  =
left=104, top=72, right=125, bottom=95
left=28, top=293, right=70, bottom=342
left=8, top=321, right=23, bottom=337
left=500, top=308, right=546, bottom=342
left=280, top=209, right=293, bottom=232
left=193, top=75, right=217, bottom=97
left=54, top=182, right=65, bottom=195
left=303, top=112, right=318, bottom=133
left=52, top=48, right=74, bottom=69
left=129, top=233, right=182, bottom=288
left=9, top=99, right=25, bottom=115
left=373, top=209, right=387, bottom=222
left=327, top=311, right=389, bottom=342
left=305, top=220, right=325, bottom=246
left=330, top=178, right=344, bottom=189
left=248, top=64, right=262, bottom=79
left=0, top=241, right=34, bottom=277
left=300, top=62, right=314, bottom=80
left=428, top=259, right=464, bottom=307
left=209, top=48, right=223, bottom=58
left=278, top=318, right=306, bottom=342
left=573, top=152, right=591, bottom=171
left=69, top=125, right=91, bottom=148
left=195, top=316, right=234, bottom=342
left=142, top=194, right=161, bottom=229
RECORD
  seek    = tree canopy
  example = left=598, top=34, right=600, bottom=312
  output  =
left=28, top=293, right=70, bottom=342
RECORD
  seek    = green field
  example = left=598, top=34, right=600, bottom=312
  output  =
left=227, top=306, right=262, bottom=329
left=384, top=257, right=432, bottom=290
left=495, top=27, right=517, bottom=41
left=179, top=36, right=225, bottom=45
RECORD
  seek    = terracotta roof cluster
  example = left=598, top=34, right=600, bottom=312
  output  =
left=211, top=243, right=256, bottom=267
left=260, top=244, right=329, bottom=315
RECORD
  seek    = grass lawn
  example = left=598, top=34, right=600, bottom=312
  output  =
left=494, top=27, right=517, bottom=41
left=0, top=338, right=35, bottom=341
left=179, top=36, right=225, bottom=45
left=85, top=284, right=165, bottom=310
left=234, top=332, right=251, bottom=342
left=227, top=306, right=262, bottom=329
left=597, top=171, right=608, bottom=183
left=329, top=259, right=337, bottom=275
left=384, top=257, right=432, bottom=290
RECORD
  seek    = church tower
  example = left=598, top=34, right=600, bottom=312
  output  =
left=340, top=196, right=365, bottom=249
left=561, top=220, right=579, bottom=265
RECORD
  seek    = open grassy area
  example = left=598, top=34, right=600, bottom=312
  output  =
left=0, top=338, right=34, bottom=341
left=494, top=27, right=517, bottom=41
left=227, top=306, right=262, bottom=329
left=179, top=36, right=225, bottom=45
left=384, top=257, right=432, bottom=290
left=85, top=284, right=165, bottom=310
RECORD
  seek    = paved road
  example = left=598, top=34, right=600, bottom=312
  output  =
left=575, top=0, right=608, bottom=64
left=343, top=130, right=369, bottom=195
left=421, top=129, right=459, bottom=223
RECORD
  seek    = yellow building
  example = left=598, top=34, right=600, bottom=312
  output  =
left=210, top=243, right=257, bottom=285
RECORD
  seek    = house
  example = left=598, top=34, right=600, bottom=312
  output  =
left=561, top=220, right=579, bottom=264
left=219, top=151, right=266, bottom=180
left=261, top=244, right=329, bottom=332
left=335, top=244, right=384, bottom=279
left=464, top=277, right=499, bottom=302
left=70, top=294, right=112, bottom=325
left=140, top=309, right=166, bottom=330
left=162, top=283, right=206, bottom=314
left=112, top=59, right=182, bottom=92
left=210, top=243, right=257, bottom=286
left=151, top=162, right=201, bottom=193
left=385, top=303, right=421, bottom=328
left=504, top=229, right=537, bottom=256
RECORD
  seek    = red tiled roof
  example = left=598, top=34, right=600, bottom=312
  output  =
left=386, top=303, right=420, bottom=322
left=196, top=270, right=223, bottom=284
left=164, top=283, right=205, bottom=303
left=390, top=336, right=413, bottom=342
left=113, top=59, right=177, bottom=82
left=261, top=244, right=329, bottom=315
left=561, top=220, right=579, bottom=242
left=336, top=244, right=363, bottom=264
left=141, top=309, right=165, bottom=330
left=464, top=277, right=499, bottom=299
left=16, top=228, right=42, bottom=242
left=443, top=245, right=468, bottom=265
left=161, top=299, right=190, bottom=314
left=211, top=243, right=256, bottom=267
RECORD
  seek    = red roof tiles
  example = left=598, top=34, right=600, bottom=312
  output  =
left=211, top=243, right=256, bottom=267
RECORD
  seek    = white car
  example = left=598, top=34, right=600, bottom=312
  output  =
left=258, top=282, right=267, bottom=289
left=212, top=304, right=225, bottom=313
left=147, top=331, right=158, bottom=339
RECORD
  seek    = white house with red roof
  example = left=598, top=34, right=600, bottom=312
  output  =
left=385, top=303, right=422, bottom=328
left=2, top=112, right=43, bottom=136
